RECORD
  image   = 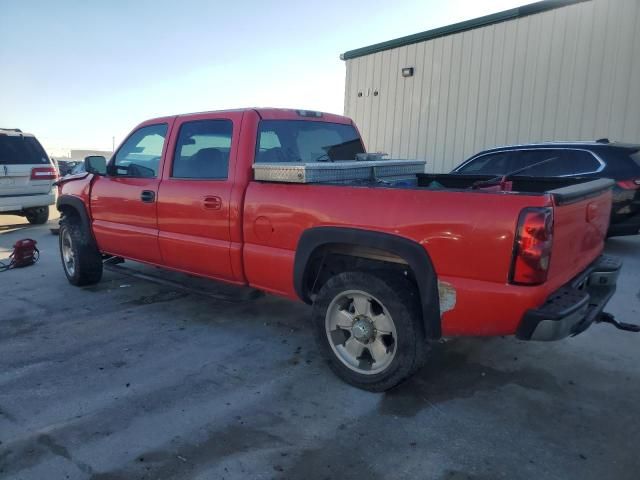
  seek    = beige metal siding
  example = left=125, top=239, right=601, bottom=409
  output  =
left=344, top=0, right=640, bottom=172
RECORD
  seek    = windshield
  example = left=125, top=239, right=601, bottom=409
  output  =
left=0, top=135, right=49, bottom=165
left=630, top=150, right=640, bottom=168
left=255, top=120, right=364, bottom=163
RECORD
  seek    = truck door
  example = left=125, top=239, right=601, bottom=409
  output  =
left=156, top=113, right=240, bottom=281
left=90, top=121, right=172, bottom=264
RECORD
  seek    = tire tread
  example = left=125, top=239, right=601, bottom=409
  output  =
left=59, top=214, right=103, bottom=286
left=312, top=270, right=429, bottom=392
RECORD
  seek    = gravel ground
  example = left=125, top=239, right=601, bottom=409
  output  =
left=1, top=208, right=639, bottom=480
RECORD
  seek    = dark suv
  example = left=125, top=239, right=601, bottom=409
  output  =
left=452, top=140, right=640, bottom=237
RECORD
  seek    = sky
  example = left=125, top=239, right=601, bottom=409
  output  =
left=0, top=0, right=528, bottom=156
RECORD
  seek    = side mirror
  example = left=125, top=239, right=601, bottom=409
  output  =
left=84, top=155, right=107, bottom=176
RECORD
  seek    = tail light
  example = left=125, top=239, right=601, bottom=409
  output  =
left=30, top=166, right=58, bottom=180
left=616, top=179, right=640, bottom=190
left=510, top=207, right=554, bottom=285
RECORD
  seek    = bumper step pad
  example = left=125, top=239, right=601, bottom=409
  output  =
left=516, top=254, right=622, bottom=341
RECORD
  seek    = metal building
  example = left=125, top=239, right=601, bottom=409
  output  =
left=341, top=0, right=640, bottom=173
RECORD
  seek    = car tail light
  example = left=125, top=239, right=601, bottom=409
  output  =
left=30, top=166, right=58, bottom=180
left=510, top=207, right=554, bottom=285
left=616, top=178, right=640, bottom=189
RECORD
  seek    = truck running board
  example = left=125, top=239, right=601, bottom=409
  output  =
left=104, top=262, right=264, bottom=304
left=597, top=312, right=640, bottom=332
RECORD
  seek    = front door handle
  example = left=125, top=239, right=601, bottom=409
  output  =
left=140, top=190, right=156, bottom=203
left=203, top=195, right=222, bottom=210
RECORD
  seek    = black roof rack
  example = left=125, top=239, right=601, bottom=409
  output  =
left=0, top=128, right=22, bottom=132
left=596, top=138, right=610, bottom=144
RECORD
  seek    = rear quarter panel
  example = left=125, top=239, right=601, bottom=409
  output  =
left=243, top=183, right=556, bottom=336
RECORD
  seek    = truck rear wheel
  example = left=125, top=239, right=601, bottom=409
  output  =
left=59, top=214, right=103, bottom=286
left=312, top=271, right=428, bottom=391
left=25, top=207, right=49, bottom=225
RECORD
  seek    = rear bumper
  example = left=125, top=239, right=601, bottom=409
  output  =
left=516, top=255, right=621, bottom=341
left=0, top=192, right=55, bottom=212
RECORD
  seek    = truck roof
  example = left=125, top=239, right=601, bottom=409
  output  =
left=145, top=108, right=353, bottom=125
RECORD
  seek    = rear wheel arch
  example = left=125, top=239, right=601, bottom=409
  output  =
left=293, top=227, right=441, bottom=339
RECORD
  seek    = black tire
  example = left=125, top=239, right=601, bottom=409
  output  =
left=312, top=270, right=429, bottom=392
left=59, top=214, right=103, bottom=286
left=25, top=207, right=49, bottom=225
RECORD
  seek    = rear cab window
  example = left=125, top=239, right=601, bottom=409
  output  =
left=255, top=120, right=365, bottom=163
left=0, top=135, right=49, bottom=165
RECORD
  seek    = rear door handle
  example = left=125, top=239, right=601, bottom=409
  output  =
left=140, top=190, right=156, bottom=203
left=203, top=195, right=222, bottom=210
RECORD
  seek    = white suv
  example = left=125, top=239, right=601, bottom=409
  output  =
left=0, top=128, right=57, bottom=224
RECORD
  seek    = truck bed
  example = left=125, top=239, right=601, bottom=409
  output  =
left=312, top=172, right=611, bottom=197
left=244, top=175, right=614, bottom=336
left=416, top=173, right=607, bottom=196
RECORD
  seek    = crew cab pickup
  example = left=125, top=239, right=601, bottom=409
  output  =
left=56, top=108, right=622, bottom=391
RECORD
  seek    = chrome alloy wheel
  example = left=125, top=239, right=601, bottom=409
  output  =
left=61, top=228, right=76, bottom=276
left=325, top=290, right=397, bottom=375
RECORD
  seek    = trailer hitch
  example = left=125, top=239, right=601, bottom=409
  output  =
left=597, top=312, right=640, bottom=332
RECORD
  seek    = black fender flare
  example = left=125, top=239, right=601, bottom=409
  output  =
left=56, top=195, right=93, bottom=238
left=293, top=227, right=441, bottom=339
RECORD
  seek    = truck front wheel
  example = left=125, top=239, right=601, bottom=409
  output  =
left=312, top=271, right=428, bottom=391
left=59, top=214, right=103, bottom=286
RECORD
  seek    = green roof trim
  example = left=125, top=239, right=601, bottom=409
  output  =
left=340, top=0, right=590, bottom=60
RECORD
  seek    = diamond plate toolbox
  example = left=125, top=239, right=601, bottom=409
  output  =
left=253, top=160, right=426, bottom=183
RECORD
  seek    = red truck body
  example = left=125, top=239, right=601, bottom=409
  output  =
left=57, top=108, right=620, bottom=390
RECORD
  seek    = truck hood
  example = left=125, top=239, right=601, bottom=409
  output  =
left=54, top=172, right=91, bottom=187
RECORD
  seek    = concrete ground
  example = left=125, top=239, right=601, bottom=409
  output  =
left=1, top=207, right=639, bottom=480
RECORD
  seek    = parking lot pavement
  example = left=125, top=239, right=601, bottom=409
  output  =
left=0, top=212, right=639, bottom=480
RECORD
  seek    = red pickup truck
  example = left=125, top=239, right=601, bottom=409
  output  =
left=56, top=108, right=622, bottom=391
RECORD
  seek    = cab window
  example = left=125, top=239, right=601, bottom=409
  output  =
left=111, top=124, right=167, bottom=178
left=255, top=120, right=364, bottom=163
left=172, top=120, right=232, bottom=179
